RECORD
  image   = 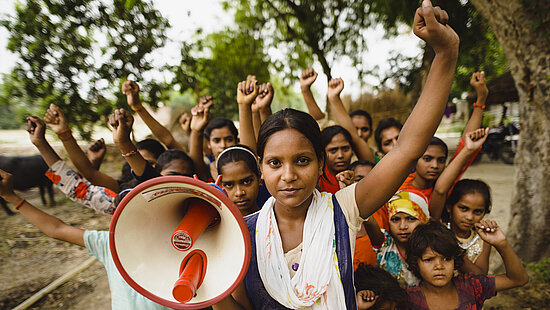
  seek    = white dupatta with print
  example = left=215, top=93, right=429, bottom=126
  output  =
left=256, top=189, right=346, bottom=309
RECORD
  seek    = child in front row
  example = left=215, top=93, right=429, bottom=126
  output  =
left=406, top=221, right=528, bottom=309
left=355, top=263, right=408, bottom=310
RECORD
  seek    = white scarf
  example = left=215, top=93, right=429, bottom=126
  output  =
left=256, top=190, right=347, bottom=309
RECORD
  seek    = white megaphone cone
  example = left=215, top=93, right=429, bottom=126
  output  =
left=109, top=176, right=251, bottom=309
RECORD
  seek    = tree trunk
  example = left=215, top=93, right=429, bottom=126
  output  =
left=470, top=0, right=550, bottom=262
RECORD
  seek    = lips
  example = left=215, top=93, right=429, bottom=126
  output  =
left=280, top=188, right=301, bottom=195
left=235, top=200, right=249, bottom=206
left=462, top=222, right=473, bottom=228
left=397, top=233, right=410, bottom=239
left=334, top=161, right=347, bottom=167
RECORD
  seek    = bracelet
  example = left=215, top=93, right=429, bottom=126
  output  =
left=131, top=106, right=143, bottom=112
left=121, top=150, right=138, bottom=157
left=56, top=128, right=71, bottom=135
left=473, top=102, right=486, bottom=110
left=15, top=198, right=26, bottom=210
left=58, top=132, right=73, bottom=141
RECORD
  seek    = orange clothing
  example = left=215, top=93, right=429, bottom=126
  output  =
left=353, top=204, right=389, bottom=270
left=319, top=166, right=340, bottom=194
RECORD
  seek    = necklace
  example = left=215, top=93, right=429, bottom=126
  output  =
left=457, top=233, right=479, bottom=249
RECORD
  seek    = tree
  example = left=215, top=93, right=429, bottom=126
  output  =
left=171, top=29, right=271, bottom=118
left=469, top=0, right=550, bottom=262
left=1, top=0, right=169, bottom=138
left=223, top=0, right=377, bottom=82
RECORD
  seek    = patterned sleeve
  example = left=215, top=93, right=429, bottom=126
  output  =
left=46, top=160, right=117, bottom=215
left=472, top=273, right=497, bottom=304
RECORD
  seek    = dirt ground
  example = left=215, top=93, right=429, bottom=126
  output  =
left=0, top=132, right=548, bottom=309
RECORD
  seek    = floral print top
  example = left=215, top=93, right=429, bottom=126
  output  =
left=46, top=160, right=117, bottom=215
left=373, top=229, right=420, bottom=288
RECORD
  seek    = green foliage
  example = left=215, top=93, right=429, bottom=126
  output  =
left=527, top=257, right=550, bottom=283
left=171, top=29, right=271, bottom=118
left=223, top=0, right=377, bottom=81
left=1, top=0, right=169, bottom=139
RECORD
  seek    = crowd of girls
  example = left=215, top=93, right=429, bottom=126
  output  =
left=0, top=1, right=528, bottom=309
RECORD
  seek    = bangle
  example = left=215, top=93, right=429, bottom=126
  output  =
left=121, top=150, right=138, bottom=157
left=58, top=132, right=73, bottom=141
left=131, top=106, right=143, bottom=112
left=473, top=102, right=486, bottom=110
left=56, top=128, right=71, bottom=135
left=15, top=198, right=26, bottom=210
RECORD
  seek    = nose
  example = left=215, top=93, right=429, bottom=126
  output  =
left=336, top=149, right=344, bottom=159
left=281, top=163, right=297, bottom=182
left=399, top=219, right=408, bottom=230
left=357, top=128, right=363, bottom=138
left=235, top=185, right=246, bottom=197
left=465, top=211, right=473, bottom=221
left=429, top=159, right=438, bottom=169
left=434, top=257, right=444, bottom=269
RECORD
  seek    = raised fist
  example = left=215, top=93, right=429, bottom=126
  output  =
left=300, top=68, right=318, bottom=89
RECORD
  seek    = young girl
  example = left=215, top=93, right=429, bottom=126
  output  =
left=365, top=190, right=430, bottom=288
left=216, top=144, right=263, bottom=217
left=319, top=125, right=354, bottom=193
left=406, top=221, right=528, bottom=309
left=214, top=3, right=460, bottom=308
left=444, top=179, right=493, bottom=273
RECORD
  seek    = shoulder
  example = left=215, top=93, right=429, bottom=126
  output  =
left=83, top=230, right=110, bottom=262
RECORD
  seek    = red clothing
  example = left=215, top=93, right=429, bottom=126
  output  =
left=353, top=205, right=389, bottom=270
left=319, top=166, right=341, bottom=194
left=407, top=273, right=496, bottom=309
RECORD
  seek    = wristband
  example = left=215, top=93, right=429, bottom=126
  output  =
left=57, top=130, right=73, bottom=141
left=473, top=102, right=486, bottom=110
left=131, top=106, right=143, bottom=112
left=15, top=198, right=26, bottom=210
left=55, top=128, right=71, bottom=135
left=121, top=150, right=138, bottom=157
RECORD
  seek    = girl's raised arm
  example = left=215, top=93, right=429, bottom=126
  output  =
left=110, top=109, right=148, bottom=177
left=429, top=128, right=488, bottom=219
left=237, top=75, right=259, bottom=153
left=0, top=169, right=85, bottom=247
left=43, top=104, right=120, bottom=192
left=475, top=220, right=528, bottom=291
left=122, top=80, right=185, bottom=151
left=327, top=77, right=375, bottom=163
left=355, top=0, right=459, bottom=219
left=300, top=68, right=325, bottom=121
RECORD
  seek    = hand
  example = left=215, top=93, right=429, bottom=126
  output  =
left=0, top=169, right=16, bottom=198
left=327, top=78, right=344, bottom=100
left=475, top=220, right=507, bottom=248
left=413, top=0, right=459, bottom=56
left=336, top=170, right=355, bottom=189
left=464, top=128, right=489, bottom=152
left=470, top=71, right=489, bottom=99
left=179, top=112, right=191, bottom=134
left=121, top=80, right=143, bottom=110
left=43, top=104, right=69, bottom=134
left=356, top=290, right=378, bottom=310
left=198, top=96, right=214, bottom=110
left=300, top=68, right=318, bottom=89
left=109, top=109, right=134, bottom=145
left=190, top=105, right=210, bottom=133
left=237, top=75, right=259, bottom=106
left=87, top=138, right=106, bottom=163
left=26, top=116, right=47, bottom=146
left=253, top=83, right=274, bottom=112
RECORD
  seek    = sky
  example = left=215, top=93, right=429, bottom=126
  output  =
left=0, top=0, right=422, bottom=106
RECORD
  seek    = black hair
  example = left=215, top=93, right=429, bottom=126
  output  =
left=156, top=149, right=195, bottom=176
left=349, top=160, right=375, bottom=171
left=257, top=109, right=324, bottom=163
left=135, top=138, right=166, bottom=159
left=428, top=136, right=449, bottom=159
left=321, top=125, right=353, bottom=150
left=349, top=109, right=373, bottom=128
left=406, top=221, right=465, bottom=280
left=204, top=118, right=238, bottom=140
left=443, top=179, right=492, bottom=222
left=216, top=144, right=260, bottom=177
left=354, top=263, right=408, bottom=309
left=374, top=118, right=403, bottom=152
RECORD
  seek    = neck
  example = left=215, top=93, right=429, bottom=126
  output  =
left=240, top=204, right=260, bottom=217
left=395, top=240, right=408, bottom=260
left=451, top=223, right=472, bottom=239
left=273, top=195, right=312, bottom=223
left=412, top=174, right=433, bottom=189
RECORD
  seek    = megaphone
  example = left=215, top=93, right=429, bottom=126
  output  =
left=109, top=176, right=251, bottom=309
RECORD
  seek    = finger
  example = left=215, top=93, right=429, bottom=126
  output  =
left=421, top=0, right=438, bottom=29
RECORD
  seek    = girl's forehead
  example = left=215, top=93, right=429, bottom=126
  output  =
left=263, top=128, right=316, bottom=156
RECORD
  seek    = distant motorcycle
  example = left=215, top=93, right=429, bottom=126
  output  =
left=478, top=121, right=520, bottom=164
